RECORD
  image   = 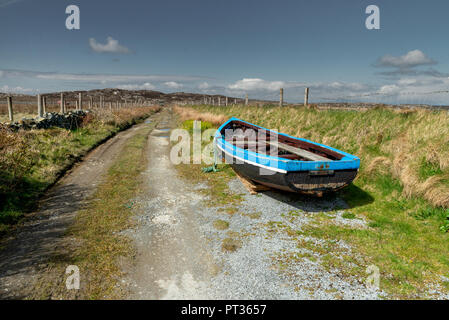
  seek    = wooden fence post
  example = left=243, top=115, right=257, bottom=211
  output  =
left=225, top=96, right=228, bottom=106
left=60, top=93, right=65, bottom=114
left=280, top=88, right=284, bottom=107
left=78, top=93, right=82, bottom=110
left=42, top=96, right=47, bottom=114
left=7, top=96, right=13, bottom=122
left=109, top=102, right=112, bottom=111
left=304, top=87, right=309, bottom=107
left=218, top=97, right=221, bottom=106
left=245, top=94, right=248, bottom=106
left=37, top=94, right=43, bottom=118
left=234, top=98, right=237, bottom=105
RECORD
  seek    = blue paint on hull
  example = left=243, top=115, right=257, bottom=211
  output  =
left=214, top=117, right=360, bottom=173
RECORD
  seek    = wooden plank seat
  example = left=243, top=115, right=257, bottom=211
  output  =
left=226, top=138, right=329, bottom=161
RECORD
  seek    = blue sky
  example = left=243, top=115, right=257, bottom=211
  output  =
left=1, top=0, right=449, bottom=104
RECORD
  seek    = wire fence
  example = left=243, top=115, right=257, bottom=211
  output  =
left=313, top=89, right=449, bottom=103
left=249, top=87, right=449, bottom=107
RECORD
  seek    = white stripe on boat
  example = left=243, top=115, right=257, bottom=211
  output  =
left=216, top=143, right=288, bottom=174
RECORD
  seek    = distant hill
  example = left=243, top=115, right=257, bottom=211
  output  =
left=0, top=88, right=274, bottom=105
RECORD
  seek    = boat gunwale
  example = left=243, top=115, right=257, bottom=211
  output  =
left=215, top=117, right=360, bottom=172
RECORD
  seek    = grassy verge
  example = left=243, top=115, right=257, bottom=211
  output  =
left=32, top=120, right=156, bottom=299
left=174, top=104, right=449, bottom=298
left=0, top=107, right=160, bottom=235
left=174, top=117, right=243, bottom=212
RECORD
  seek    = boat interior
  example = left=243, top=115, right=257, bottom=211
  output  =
left=221, top=120, right=344, bottom=162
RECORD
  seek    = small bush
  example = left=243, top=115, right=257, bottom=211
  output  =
left=342, top=212, right=356, bottom=219
left=213, top=219, right=229, bottom=230
left=182, top=119, right=213, bottom=133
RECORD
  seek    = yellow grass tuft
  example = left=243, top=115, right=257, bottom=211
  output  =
left=173, top=105, right=228, bottom=125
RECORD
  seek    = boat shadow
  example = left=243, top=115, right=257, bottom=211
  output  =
left=261, top=183, right=374, bottom=213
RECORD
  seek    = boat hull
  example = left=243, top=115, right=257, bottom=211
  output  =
left=215, top=117, right=360, bottom=195
left=218, top=150, right=358, bottom=195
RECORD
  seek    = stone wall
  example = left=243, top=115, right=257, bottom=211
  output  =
left=1, top=110, right=88, bottom=131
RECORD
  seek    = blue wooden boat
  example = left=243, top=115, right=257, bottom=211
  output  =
left=214, top=117, right=360, bottom=195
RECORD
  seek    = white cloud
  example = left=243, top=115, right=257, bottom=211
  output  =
left=228, top=78, right=286, bottom=92
left=224, top=78, right=372, bottom=102
left=376, top=50, right=436, bottom=69
left=89, top=36, right=131, bottom=54
left=164, top=81, right=183, bottom=89
left=0, top=85, right=36, bottom=93
left=397, top=78, right=417, bottom=86
left=3, top=71, right=200, bottom=83
left=0, top=0, right=24, bottom=8
left=318, top=81, right=368, bottom=92
left=117, top=82, right=155, bottom=90
left=198, top=82, right=210, bottom=90
left=378, top=84, right=400, bottom=95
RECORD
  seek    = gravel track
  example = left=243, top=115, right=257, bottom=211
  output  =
left=124, top=112, right=384, bottom=300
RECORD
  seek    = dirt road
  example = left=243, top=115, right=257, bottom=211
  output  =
left=124, top=112, right=221, bottom=299
left=0, top=112, right=163, bottom=299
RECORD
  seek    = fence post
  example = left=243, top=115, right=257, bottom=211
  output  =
left=245, top=94, right=248, bottom=106
left=225, top=96, right=228, bottom=106
left=304, top=87, right=309, bottom=107
left=60, top=93, right=65, bottom=114
left=7, top=96, right=13, bottom=122
left=78, top=93, right=82, bottom=110
left=280, top=88, right=284, bottom=107
left=234, top=98, right=237, bottom=105
left=218, top=97, right=221, bottom=106
left=109, top=102, right=112, bottom=111
left=37, top=94, right=43, bottom=118
left=89, top=96, right=93, bottom=109
left=42, top=96, right=47, bottom=114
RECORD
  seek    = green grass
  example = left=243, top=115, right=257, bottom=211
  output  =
left=0, top=107, right=159, bottom=236
left=419, top=157, right=443, bottom=181
left=213, top=219, right=230, bottom=230
left=174, top=119, right=243, bottom=210
left=342, top=212, right=356, bottom=219
left=176, top=104, right=449, bottom=299
left=181, top=119, right=214, bottom=133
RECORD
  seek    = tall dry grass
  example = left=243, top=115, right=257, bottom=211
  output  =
left=173, top=105, right=227, bottom=126
left=0, top=106, right=160, bottom=233
left=175, top=105, right=449, bottom=209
